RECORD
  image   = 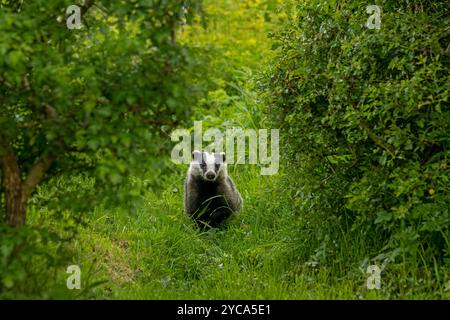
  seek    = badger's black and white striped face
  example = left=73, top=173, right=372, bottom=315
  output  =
left=190, top=150, right=226, bottom=182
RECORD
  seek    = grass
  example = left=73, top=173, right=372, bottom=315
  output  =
left=26, top=164, right=395, bottom=300
left=17, top=151, right=447, bottom=300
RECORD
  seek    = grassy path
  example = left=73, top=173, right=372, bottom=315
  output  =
left=67, top=165, right=385, bottom=299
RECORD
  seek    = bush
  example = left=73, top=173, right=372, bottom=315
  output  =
left=263, top=0, right=450, bottom=293
left=0, top=221, right=75, bottom=298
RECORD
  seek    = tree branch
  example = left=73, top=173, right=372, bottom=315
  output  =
left=17, top=121, right=42, bottom=129
left=22, top=155, right=55, bottom=198
left=359, top=120, right=396, bottom=157
left=81, top=0, right=95, bottom=16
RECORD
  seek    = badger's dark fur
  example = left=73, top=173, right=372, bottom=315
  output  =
left=184, top=150, right=242, bottom=229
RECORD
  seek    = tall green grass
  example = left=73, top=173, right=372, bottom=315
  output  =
left=24, top=162, right=438, bottom=300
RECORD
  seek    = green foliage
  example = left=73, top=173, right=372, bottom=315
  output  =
left=181, top=0, right=280, bottom=104
left=0, top=221, right=75, bottom=298
left=263, top=0, right=450, bottom=293
left=0, top=0, right=203, bottom=212
left=0, top=0, right=204, bottom=295
left=1, top=0, right=449, bottom=300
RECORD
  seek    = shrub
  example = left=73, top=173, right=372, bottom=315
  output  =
left=263, top=0, right=450, bottom=291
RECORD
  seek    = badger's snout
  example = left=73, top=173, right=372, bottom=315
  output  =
left=205, top=171, right=216, bottom=181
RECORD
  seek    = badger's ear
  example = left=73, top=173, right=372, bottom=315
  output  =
left=192, top=150, right=202, bottom=162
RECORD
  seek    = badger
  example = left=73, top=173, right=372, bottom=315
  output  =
left=184, top=150, right=242, bottom=229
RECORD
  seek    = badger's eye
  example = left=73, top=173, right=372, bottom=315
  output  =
left=215, top=164, right=220, bottom=171
left=200, top=163, right=206, bottom=169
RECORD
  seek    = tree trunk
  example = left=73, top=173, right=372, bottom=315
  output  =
left=6, top=190, right=26, bottom=228
left=2, top=145, right=26, bottom=228
left=1, top=132, right=54, bottom=228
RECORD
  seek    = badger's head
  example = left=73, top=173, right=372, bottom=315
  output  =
left=189, top=150, right=227, bottom=182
